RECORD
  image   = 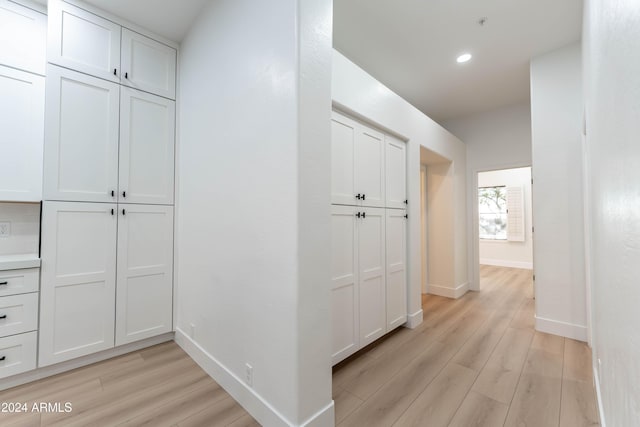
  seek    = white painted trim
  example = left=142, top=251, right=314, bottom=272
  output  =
left=0, top=333, right=173, bottom=391
left=479, top=258, right=533, bottom=270
left=405, top=309, right=423, bottom=329
left=428, top=282, right=469, bottom=299
left=534, top=315, right=588, bottom=341
left=175, top=329, right=334, bottom=427
left=593, top=364, right=606, bottom=427
left=8, top=0, right=46, bottom=14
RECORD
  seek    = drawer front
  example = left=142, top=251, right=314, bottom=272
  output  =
left=0, top=293, right=38, bottom=338
left=0, top=331, right=37, bottom=379
left=0, top=269, right=40, bottom=297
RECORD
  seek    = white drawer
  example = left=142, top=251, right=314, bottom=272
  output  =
left=0, top=331, right=37, bottom=379
left=0, top=293, right=39, bottom=338
left=0, top=268, right=40, bottom=297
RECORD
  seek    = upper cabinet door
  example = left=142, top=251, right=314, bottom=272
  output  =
left=121, top=29, right=176, bottom=99
left=39, top=201, right=117, bottom=367
left=119, top=87, right=175, bottom=205
left=44, top=65, right=120, bottom=203
left=385, top=135, right=407, bottom=209
left=0, top=0, right=46, bottom=75
left=116, top=204, right=173, bottom=346
left=48, top=0, right=121, bottom=83
left=386, top=209, right=407, bottom=331
left=0, top=66, right=44, bottom=202
left=331, top=112, right=358, bottom=206
left=355, top=126, right=385, bottom=208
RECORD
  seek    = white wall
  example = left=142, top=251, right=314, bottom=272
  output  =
left=477, top=167, right=533, bottom=270
left=0, top=202, right=40, bottom=256
left=584, top=1, right=640, bottom=425
left=442, top=103, right=532, bottom=290
left=530, top=43, right=586, bottom=342
left=175, top=0, right=333, bottom=426
left=332, top=50, right=468, bottom=322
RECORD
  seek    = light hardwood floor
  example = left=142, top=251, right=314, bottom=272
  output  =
left=333, top=265, right=600, bottom=426
left=0, top=266, right=599, bottom=426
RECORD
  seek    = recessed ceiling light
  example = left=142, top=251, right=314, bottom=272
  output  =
left=456, top=53, right=472, bottom=63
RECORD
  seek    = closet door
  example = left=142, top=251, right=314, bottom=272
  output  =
left=358, top=206, right=386, bottom=347
left=44, top=65, right=120, bottom=203
left=331, top=112, right=358, bottom=206
left=0, top=66, right=44, bottom=202
left=121, top=28, right=176, bottom=99
left=39, top=201, right=117, bottom=367
left=116, top=204, right=173, bottom=345
left=386, top=209, right=407, bottom=330
left=331, top=205, right=359, bottom=364
left=385, top=135, right=407, bottom=209
left=355, top=126, right=385, bottom=208
left=47, top=0, right=121, bottom=83
left=0, top=0, right=46, bottom=75
left=119, top=87, right=175, bottom=205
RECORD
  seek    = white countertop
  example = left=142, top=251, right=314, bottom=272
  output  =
left=0, top=254, right=41, bottom=271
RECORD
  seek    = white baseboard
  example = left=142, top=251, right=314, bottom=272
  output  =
left=404, top=309, right=423, bottom=329
left=593, top=363, right=606, bottom=427
left=479, top=258, right=533, bottom=270
left=0, top=332, right=174, bottom=391
left=175, top=328, right=334, bottom=427
left=428, top=282, right=469, bottom=299
left=534, top=316, right=588, bottom=341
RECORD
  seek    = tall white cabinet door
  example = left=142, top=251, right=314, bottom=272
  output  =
left=39, top=201, right=117, bottom=367
left=331, top=112, right=358, bottom=206
left=0, top=66, right=44, bottom=202
left=0, top=0, right=46, bottom=75
left=385, top=136, right=407, bottom=209
left=355, top=127, right=385, bottom=208
left=358, top=207, right=386, bottom=347
left=116, top=204, right=173, bottom=345
left=44, top=65, right=120, bottom=203
left=47, top=0, right=121, bottom=83
left=119, top=87, right=175, bottom=205
left=331, top=205, right=359, bottom=364
left=386, top=209, right=407, bottom=330
left=121, top=29, right=176, bottom=99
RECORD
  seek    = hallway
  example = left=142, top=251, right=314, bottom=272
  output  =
left=333, top=265, right=600, bottom=426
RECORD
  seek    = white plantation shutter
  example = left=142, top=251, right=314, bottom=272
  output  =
left=507, top=186, right=525, bottom=241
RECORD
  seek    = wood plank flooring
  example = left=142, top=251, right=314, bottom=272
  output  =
left=0, top=265, right=599, bottom=426
left=334, top=265, right=600, bottom=427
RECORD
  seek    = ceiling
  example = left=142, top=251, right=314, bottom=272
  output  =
left=334, top=0, right=583, bottom=122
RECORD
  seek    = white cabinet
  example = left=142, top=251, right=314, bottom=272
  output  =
left=0, top=0, right=46, bottom=75
left=47, top=0, right=121, bottom=83
left=0, top=332, right=37, bottom=379
left=0, top=66, right=44, bottom=202
left=385, top=135, right=407, bottom=209
left=121, top=29, right=176, bottom=99
left=43, top=65, right=120, bottom=203
left=331, top=111, right=386, bottom=207
left=0, top=293, right=39, bottom=337
left=39, top=201, right=117, bottom=367
left=48, top=1, right=176, bottom=99
left=116, top=204, right=173, bottom=345
left=386, top=209, right=407, bottom=330
left=358, top=207, right=386, bottom=347
left=119, top=87, right=175, bottom=205
left=330, top=205, right=359, bottom=364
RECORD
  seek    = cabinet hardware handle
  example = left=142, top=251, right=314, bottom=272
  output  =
left=122, top=209, right=126, bottom=216
left=0, top=282, right=7, bottom=286
left=362, top=194, right=366, bottom=200
left=111, top=190, right=115, bottom=197
left=0, top=356, right=5, bottom=361
left=113, top=68, right=117, bottom=76
left=356, top=212, right=361, bottom=218
left=404, top=199, right=408, bottom=204
left=122, top=191, right=126, bottom=198
left=125, top=72, right=128, bottom=79
left=111, top=209, right=114, bottom=216
left=0, top=315, right=6, bottom=319
left=362, top=212, right=366, bottom=218
left=355, top=194, right=361, bottom=200
left=404, top=214, right=408, bottom=219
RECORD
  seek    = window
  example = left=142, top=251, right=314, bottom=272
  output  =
left=479, top=186, right=507, bottom=240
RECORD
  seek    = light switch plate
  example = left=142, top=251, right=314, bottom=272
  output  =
left=0, top=222, right=10, bottom=237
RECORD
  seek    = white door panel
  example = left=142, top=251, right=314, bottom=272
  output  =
left=0, top=0, right=46, bottom=75
left=356, top=129, right=385, bottom=208
left=331, top=113, right=358, bottom=206
left=386, top=136, right=407, bottom=209
left=386, top=209, right=407, bottom=330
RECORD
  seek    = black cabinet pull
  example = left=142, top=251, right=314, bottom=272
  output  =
left=125, top=72, right=128, bottom=79
left=362, top=212, right=366, bottom=218
left=356, top=212, right=361, bottom=218
left=0, top=315, right=6, bottom=319
left=0, top=356, right=5, bottom=361
left=404, top=214, right=408, bottom=219
left=0, top=282, right=7, bottom=286
left=111, top=209, right=114, bottom=216
left=122, top=191, right=126, bottom=198
left=111, top=190, right=115, bottom=197
left=355, top=194, right=361, bottom=200
left=113, top=68, right=117, bottom=76
left=404, top=199, right=408, bottom=204
left=362, top=194, right=366, bottom=200
left=122, top=209, right=126, bottom=216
